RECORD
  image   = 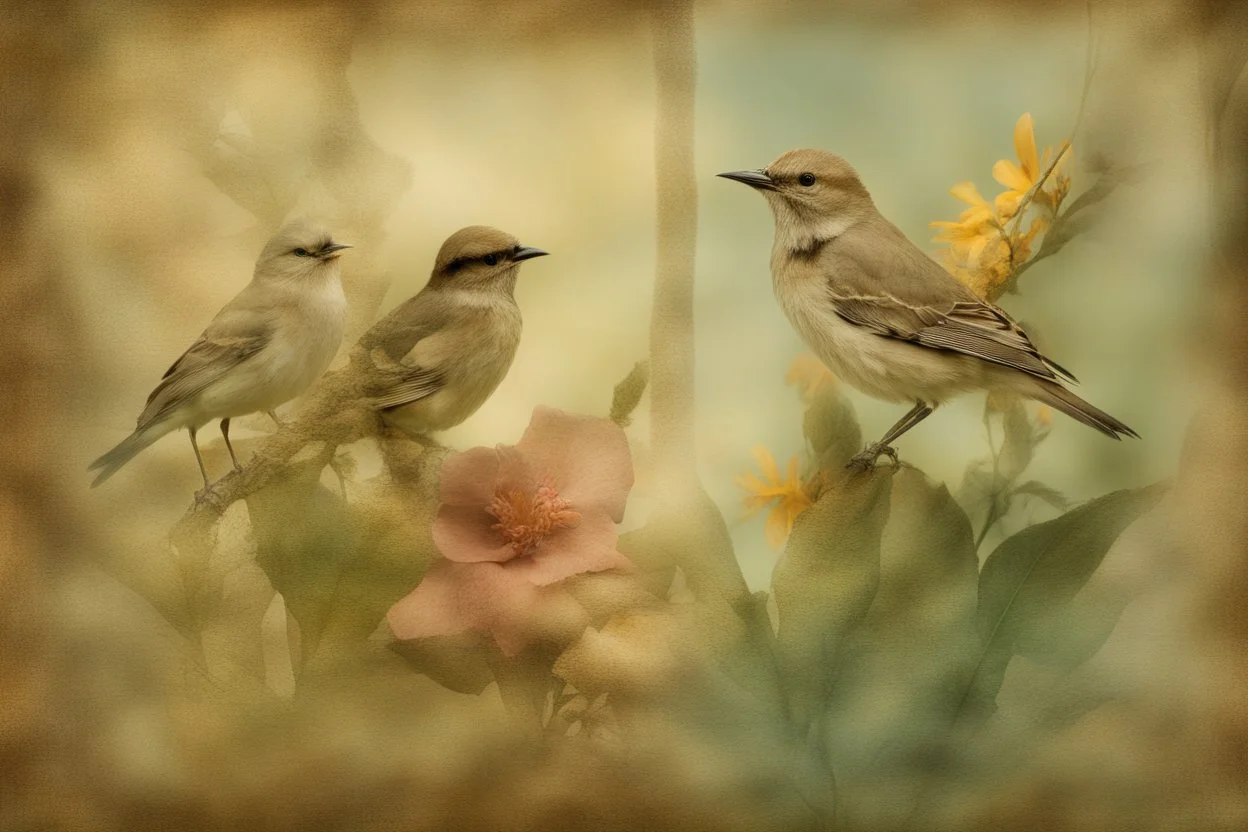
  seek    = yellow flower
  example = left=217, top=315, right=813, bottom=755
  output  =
left=735, top=446, right=813, bottom=550
left=785, top=353, right=836, bottom=402
left=938, top=213, right=1045, bottom=301
left=992, top=113, right=1071, bottom=218
left=930, top=181, right=1003, bottom=278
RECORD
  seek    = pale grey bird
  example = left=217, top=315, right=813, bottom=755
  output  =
left=719, top=148, right=1136, bottom=469
left=350, top=226, right=547, bottom=436
left=90, top=222, right=351, bottom=490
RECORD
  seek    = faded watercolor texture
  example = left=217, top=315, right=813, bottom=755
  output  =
left=3, top=0, right=1247, bottom=830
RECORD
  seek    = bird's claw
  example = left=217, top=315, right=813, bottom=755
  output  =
left=192, top=484, right=224, bottom=510
left=846, top=442, right=900, bottom=472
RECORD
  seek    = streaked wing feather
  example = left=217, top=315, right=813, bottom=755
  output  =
left=830, top=292, right=1059, bottom=382
left=368, top=365, right=445, bottom=410
left=138, top=330, right=271, bottom=426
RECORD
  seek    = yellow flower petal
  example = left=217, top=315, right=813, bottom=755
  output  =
left=950, top=181, right=990, bottom=208
left=1013, top=112, right=1039, bottom=180
left=734, top=472, right=770, bottom=495
left=992, top=159, right=1031, bottom=194
left=764, top=507, right=789, bottom=550
left=751, top=445, right=780, bottom=485
left=994, top=190, right=1023, bottom=218
left=785, top=455, right=801, bottom=487
left=967, top=234, right=991, bottom=267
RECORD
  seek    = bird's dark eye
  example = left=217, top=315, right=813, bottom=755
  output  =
left=293, top=248, right=311, bottom=257
left=483, top=253, right=499, bottom=266
left=798, top=173, right=816, bottom=187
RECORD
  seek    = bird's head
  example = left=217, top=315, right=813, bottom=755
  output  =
left=257, top=220, right=352, bottom=283
left=428, top=226, right=548, bottom=294
left=719, top=148, right=876, bottom=251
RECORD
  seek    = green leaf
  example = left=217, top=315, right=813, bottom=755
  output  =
left=1011, top=480, right=1068, bottom=510
left=616, top=525, right=677, bottom=600
left=249, top=471, right=437, bottom=672
left=803, top=383, right=862, bottom=470
left=964, top=481, right=1169, bottom=716
left=609, top=360, right=649, bottom=427
left=642, top=485, right=784, bottom=709
left=818, top=468, right=980, bottom=828
left=389, top=631, right=496, bottom=695
left=771, top=467, right=893, bottom=728
left=999, top=397, right=1034, bottom=483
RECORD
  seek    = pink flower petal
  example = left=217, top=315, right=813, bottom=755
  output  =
left=388, top=561, right=534, bottom=642
left=432, top=504, right=515, bottom=564
left=507, top=509, right=633, bottom=587
left=495, top=445, right=538, bottom=494
left=438, top=447, right=501, bottom=507
left=386, top=561, right=585, bottom=657
left=515, top=407, right=634, bottom=522
left=387, top=561, right=482, bottom=641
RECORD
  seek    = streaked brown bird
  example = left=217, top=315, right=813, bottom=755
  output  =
left=720, top=148, right=1136, bottom=468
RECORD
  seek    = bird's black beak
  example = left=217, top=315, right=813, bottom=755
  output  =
left=315, top=242, right=352, bottom=259
left=512, top=246, right=549, bottom=262
left=717, top=169, right=776, bottom=191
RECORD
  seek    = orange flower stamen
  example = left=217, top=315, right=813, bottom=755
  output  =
left=487, top=477, right=580, bottom=557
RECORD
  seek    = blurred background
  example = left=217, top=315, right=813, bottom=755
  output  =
left=3, top=0, right=1246, bottom=829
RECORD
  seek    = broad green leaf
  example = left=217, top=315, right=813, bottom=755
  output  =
left=643, top=484, right=784, bottom=709
left=999, top=396, right=1034, bottom=482
left=820, top=468, right=980, bottom=829
left=1011, top=480, right=1068, bottom=510
left=248, top=478, right=355, bottom=663
left=389, top=631, right=496, bottom=695
left=771, top=467, right=893, bottom=728
left=249, top=470, right=437, bottom=672
left=616, top=525, right=677, bottom=600
left=803, top=382, right=862, bottom=470
left=965, top=482, right=1168, bottom=715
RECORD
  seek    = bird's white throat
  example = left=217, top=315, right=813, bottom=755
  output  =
left=764, top=195, right=856, bottom=254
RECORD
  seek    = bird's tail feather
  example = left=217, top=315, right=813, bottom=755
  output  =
left=1027, top=380, right=1139, bottom=440
left=88, top=426, right=166, bottom=487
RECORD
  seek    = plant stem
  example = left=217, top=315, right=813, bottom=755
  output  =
left=649, top=0, right=698, bottom=490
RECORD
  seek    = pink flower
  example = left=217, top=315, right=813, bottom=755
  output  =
left=387, top=407, right=635, bottom=655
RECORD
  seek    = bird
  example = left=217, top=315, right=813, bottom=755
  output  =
left=349, top=225, right=547, bottom=437
left=719, top=148, right=1136, bottom=469
left=90, top=221, right=351, bottom=491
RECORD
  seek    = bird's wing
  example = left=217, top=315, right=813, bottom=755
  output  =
left=363, top=359, right=446, bottom=409
left=823, top=219, right=1074, bottom=383
left=829, top=292, right=1066, bottom=381
left=136, top=293, right=276, bottom=427
left=352, top=290, right=451, bottom=410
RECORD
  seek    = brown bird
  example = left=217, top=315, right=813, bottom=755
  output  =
left=90, top=221, right=350, bottom=491
left=351, top=226, right=547, bottom=436
left=720, top=148, right=1136, bottom=468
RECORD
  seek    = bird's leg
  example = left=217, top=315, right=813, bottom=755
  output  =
left=220, top=418, right=241, bottom=471
left=188, top=427, right=213, bottom=497
left=267, top=410, right=284, bottom=429
left=847, top=402, right=934, bottom=470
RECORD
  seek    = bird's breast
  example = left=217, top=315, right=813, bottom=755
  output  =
left=394, top=300, right=522, bottom=432
left=263, top=278, right=348, bottom=401
left=772, top=265, right=978, bottom=404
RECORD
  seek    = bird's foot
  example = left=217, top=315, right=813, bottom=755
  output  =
left=192, top=483, right=225, bottom=510
left=846, top=442, right=900, bottom=472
